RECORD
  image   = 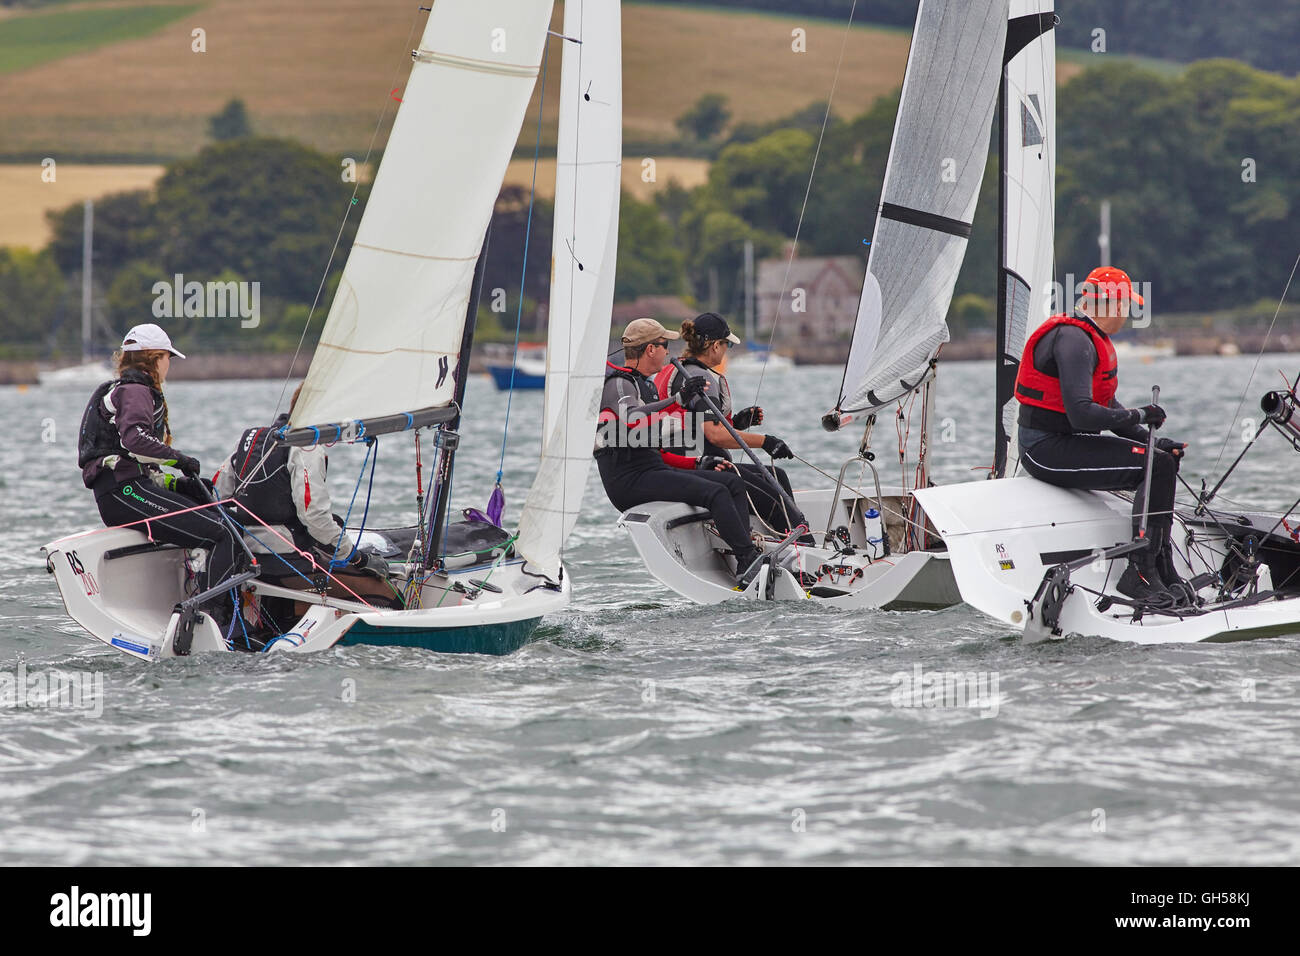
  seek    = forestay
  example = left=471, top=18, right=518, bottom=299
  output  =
left=517, top=0, right=623, bottom=581
left=834, top=0, right=1008, bottom=416
left=291, top=1, right=556, bottom=432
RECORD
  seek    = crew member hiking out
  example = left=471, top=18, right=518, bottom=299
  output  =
left=79, top=324, right=246, bottom=631
left=1014, top=267, right=1188, bottom=604
left=214, top=383, right=394, bottom=616
left=656, top=312, right=810, bottom=538
left=595, top=318, right=764, bottom=587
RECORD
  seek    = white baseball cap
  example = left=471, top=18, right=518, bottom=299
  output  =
left=121, top=323, right=186, bottom=359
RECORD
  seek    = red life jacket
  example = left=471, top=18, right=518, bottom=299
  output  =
left=1015, top=314, right=1119, bottom=418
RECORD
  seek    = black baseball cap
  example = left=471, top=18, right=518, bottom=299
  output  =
left=692, top=312, right=741, bottom=344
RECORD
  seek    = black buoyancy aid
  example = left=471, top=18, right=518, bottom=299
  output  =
left=229, top=413, right=298, bottom=526
left=596, top=364, right=664, bottom=462
left=77, top=368, right=167, bottom=469
left=656, top=357, right=732, bottom=457
left=1015, top=313, right=1119, bottom=433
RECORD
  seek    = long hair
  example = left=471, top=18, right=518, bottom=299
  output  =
left=679, top=319, right=710, bottom=356
left=112, top=348, right=171, bottom=442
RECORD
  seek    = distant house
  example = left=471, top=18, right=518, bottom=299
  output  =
left=611, top=295, right=696, bottom=328
left=756, top=256, right=864, bottom=342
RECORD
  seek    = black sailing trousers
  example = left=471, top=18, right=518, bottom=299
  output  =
left=1019, top=432, right=1179, bottom=534
left=95, top=476, right=242, bottom=614
left=597, top=450, right=755, bottom=557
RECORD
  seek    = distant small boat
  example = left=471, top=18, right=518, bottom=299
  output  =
left=486, top=344, right=546, bottom=390
left=725, top=347, right=794, bottom=372
left=1217, top=341, right=1241, bottom=357
left=38, top=359, right=113, bottom=388
left=1112, top=340, right=1175, bottom=362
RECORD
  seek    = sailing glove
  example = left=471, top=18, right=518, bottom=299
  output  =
left=177, top=475, right=215, bottom=501
left=173, top=454, right=202, bottom=477
left=1155, top=437, right=1187, bottom=459
left=732, top=405, right=763, bottom=430
left=677, top=375, right=709, bottom=407
left=1138, top=404, right=1167, bottom=428
left=762, top=435, right=793, bottom=459
left=348, top=549, right=389, bottom=579
left=696, top=455, right=731, bottom=471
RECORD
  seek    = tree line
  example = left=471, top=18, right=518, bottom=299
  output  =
left=2, top=56, right=1297, bottom=356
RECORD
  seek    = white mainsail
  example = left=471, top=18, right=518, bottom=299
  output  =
left=996, top=0, right=1056, bottom=475
left=291, top=1, right=556, bottom=431
left=516, top=0, right=623, bottom=580
left=834, top=0, right=1008, bottom=416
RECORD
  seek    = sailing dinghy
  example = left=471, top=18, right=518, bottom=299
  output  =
left=43, top=0, right=620, bottom=658
left=621, top=0, right=1037, bottom=610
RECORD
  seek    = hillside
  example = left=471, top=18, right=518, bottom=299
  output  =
left=0, top=0, right=1089, bottom=161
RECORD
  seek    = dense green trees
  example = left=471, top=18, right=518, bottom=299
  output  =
left=643, top=1, right=1300, bottom=74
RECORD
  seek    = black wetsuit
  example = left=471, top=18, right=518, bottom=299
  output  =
left=663, top=359, right=807, bottom=534
left=1017, top=317, right=1178, bottom=533
left=595, top=365, right=756, bottom=562
left=81, top=376, right=242, bottom=624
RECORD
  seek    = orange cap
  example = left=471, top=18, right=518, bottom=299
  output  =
left=1080, top=266, right=1144, bottom=305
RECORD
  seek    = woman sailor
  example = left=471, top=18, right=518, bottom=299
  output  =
left=78, top=324, right=244, bottom=630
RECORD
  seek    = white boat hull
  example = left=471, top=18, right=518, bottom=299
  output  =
left=42, top=526, right=568, bottom=659
left=618, top=486, right=960, bottom=610
left=914, top=477, right=1300, bottom=644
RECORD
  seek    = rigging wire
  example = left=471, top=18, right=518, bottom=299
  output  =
left=1207, top=249, right=1300, bottom=479
left=753, top=0, right=859, bottom=406
left=497, top=36, right=554, bottom=483
left=273, top=6, right=428, bottom=420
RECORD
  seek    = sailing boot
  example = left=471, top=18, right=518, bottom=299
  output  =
left=734, top=546, right=765, bottom=591
left=1116, top=538, right=1173, bottom=607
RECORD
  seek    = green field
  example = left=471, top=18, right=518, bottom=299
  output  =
left=0, top=3, right=202, bottom=75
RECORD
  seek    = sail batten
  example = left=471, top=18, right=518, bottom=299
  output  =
left=833, top=0, right=1008, bottom=416
left=290, top=2, right=556, bottom=432
left=515, top=0, right=622, bottom=580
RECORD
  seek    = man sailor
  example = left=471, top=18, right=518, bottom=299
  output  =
left=1014, top=266, right=1188, bottom=603
left=595, top=318, right=764, bottom=587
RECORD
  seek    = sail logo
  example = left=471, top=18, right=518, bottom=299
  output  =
left=890, top=663, right=1000, bottom=718
left=1, top=662, right=105, bottom=718
left=994, top=542, right=1015, bottom=570
left=49, top=887, right=150, bottom=936
left=151, top=273, right=261, bottom=328
left=66, top=550, right=100, bottom=596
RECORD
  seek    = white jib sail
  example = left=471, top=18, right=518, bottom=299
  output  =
left=1000, top=0, right=1056, bottom=473
left=834, top=0, right=1008, bottom=415
left=516, top=0, right=623, bottom=580
left=291, top=1, right=556, bottom=431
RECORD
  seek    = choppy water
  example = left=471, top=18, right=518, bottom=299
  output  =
left=2, top=356, right=1299, bottom=865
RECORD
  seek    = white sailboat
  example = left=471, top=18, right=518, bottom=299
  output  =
left=908, top=5, right=1300, bottom=643
left=42, top=0, right=622, bottom=658
left=620, top=0, right=1026, bottom=609
left=39, top=199, right=113, bottom=388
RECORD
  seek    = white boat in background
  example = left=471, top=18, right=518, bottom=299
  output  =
left=43, top=0, right=621, bottom=658
left=39, top=199, right=113, bottom=388
left=1112, top=339, right=1176, bottom=362
left=724, top=347, right=794, bottom=373
left=622, top=0, right=1047, bottom=610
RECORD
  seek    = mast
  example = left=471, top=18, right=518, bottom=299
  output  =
left=743, top=238, right=755, bottom=342
left=425, top=236, right=490, bottom=570
left=1098, top=199, right=1111, bottom=267
left=993, top=63, right=1010, bottom=479
left=81, top=199, right=93, bottom=365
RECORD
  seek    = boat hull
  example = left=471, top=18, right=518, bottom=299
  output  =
left=42, top=526, right=568, bottom=660
left=618, top=486, right=959, bottom=610
left=486, top=364, right=545, bottom=390
left=914, top=477, right=1300, bottom=644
